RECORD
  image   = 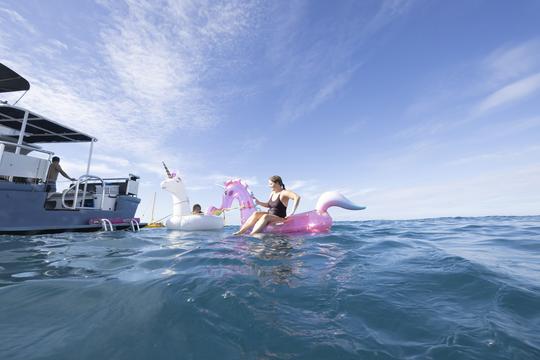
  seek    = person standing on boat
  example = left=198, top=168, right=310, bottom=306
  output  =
left=234, top=175, right=300, bottom=235
left=46, top=156, right=76, bottom=192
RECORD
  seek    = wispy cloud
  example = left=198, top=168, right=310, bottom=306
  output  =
left=395, top=38, right=540, bottom=143
left=0, top=7, right=36, bottom=34
left=447, top=145, right=540, bottom=167
left=270, top=1, right=413, bottom=125
left=1, top=0, right=261, bottom=177
left=483, top=39, right=540, bottom=85
left=286, top=179, right=327, bottom=200
left=240, top=136, right=267, bottom=153
left=276, top=66, right=360, bottom=125
left=340, top=164, right=540, bottom=220
left=474, top=72, right=540, bottom=115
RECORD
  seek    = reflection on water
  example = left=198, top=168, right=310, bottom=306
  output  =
left=247, top=235, right=302, bottom=287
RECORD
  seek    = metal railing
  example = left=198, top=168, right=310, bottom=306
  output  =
left=101, top=218, right=114, bottom=231
left=130, top=218, right=140, bottom=232
left=62, top=175, right=106, bottom=210
left=0, top=140, right=54, bottom=158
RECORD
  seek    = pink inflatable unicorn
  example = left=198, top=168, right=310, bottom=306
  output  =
left=207, top=179, right=366, bottom=234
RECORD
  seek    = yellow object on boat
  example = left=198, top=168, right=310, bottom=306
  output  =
left=147, top=222, right=165, bottom=228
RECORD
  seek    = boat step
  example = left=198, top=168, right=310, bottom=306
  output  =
left=101, top=218, right=114, bottom=232
left=89, top=218, right=141, bottom=232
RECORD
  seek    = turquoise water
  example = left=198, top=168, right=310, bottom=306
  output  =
left=1, top=216, right=539, bottom=359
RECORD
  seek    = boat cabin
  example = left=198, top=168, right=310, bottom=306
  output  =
left=0, top=63, right=142, bottom=234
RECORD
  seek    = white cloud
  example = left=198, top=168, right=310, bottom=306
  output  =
left=99, top=0, right=259, bottom=132
left=483, top=39, right=540, bottom=84
left=475, top=72, right=540, bottom=115
left=339, top=164, right=540, bottom=220
left=363, top=0, right=413, bottom=36
left=240, top=136, right=267, bottom=153
left=383, top=39, right=540, bottom=163
left=0, top=7, right=37, bottom=34
left=60, top=159, right=129, bottom=180
left=271, top=1, right=412, bottom=125
left=277, top=66, right=359, bottom=125
left=447, top=145, right=540, bottom=167
left=1, top=0, right=262, bottom=181
left=284, top=179, right=326, bottom=201
left=92, top=154, right=131, bottom=167
left=287, top=180, right=307, bottom=190
left=178, top=173, right=260, bottom=192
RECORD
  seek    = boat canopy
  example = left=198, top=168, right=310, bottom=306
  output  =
left=0, top=63, right=30, bottom=93
left=0, top=105, right=95, bottom=143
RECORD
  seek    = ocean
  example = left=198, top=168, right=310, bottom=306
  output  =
left=1, top=216, right=539, bottom=359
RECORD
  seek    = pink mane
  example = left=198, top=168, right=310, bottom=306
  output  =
left=210, top=179, right=257, bottom=224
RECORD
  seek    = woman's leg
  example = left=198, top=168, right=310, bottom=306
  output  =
left=234, top=212, right=266, bottom=235
left=250, top=214, right=284, bottom=235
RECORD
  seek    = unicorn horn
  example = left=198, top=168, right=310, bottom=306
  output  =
left=162, top=161, right=172, bottom=178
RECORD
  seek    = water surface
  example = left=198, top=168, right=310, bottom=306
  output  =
left=1, top=216, right=539, bottom=359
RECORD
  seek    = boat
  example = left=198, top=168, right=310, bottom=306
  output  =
left=146, top=192, right=165, bottom=228
left=0, top=63, right=144, bottom=234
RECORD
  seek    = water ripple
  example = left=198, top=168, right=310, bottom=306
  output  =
left=1, top=216, right=539, bottom=359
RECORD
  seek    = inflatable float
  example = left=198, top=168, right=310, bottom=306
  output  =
left=160, top=163, right=224, bottom=231
left=208, top=179, right=366, bottom=234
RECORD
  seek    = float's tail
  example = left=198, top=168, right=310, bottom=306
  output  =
left=315, top=191, right=366, bottom=213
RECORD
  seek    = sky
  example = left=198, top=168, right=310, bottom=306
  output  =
left=1, top=0, right=539, bottom=224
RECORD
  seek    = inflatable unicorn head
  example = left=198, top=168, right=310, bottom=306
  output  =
left=207, top=178, right=257, bottom=222
left=160, top=162, right=190, bottom=217
left=160, top=162, right=224, bottom=230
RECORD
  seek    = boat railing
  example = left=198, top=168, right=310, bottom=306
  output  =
left=62, top=174, right=106, bottom=210
left=0, top=140, right=54, bottom=157
left=130, top=218, right=140, bottom=232
left=0, top=140, right=53, bottom=182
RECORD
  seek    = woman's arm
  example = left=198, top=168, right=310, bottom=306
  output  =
left=283, top=190, right=300, bottom=216
left=254, top=197, right=269, bottom=208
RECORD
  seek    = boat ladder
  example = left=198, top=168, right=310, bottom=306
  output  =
left=101, top=218, right=114, bottom=232
left=130, top=218, right=140, bottom=232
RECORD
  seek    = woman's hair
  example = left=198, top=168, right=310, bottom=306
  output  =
left=269, top=175, right=285, bottom=190
left=192, top=204, right=202, bottom=211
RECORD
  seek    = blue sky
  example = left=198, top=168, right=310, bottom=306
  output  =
left=1, top=0, right=539, bottom=223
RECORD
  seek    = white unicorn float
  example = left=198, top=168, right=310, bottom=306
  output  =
left=208, top=179, right=366, bottom=234
left=160, top=163, right=224, bottom=231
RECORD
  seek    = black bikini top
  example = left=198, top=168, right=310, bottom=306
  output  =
left=268, top=192, right=287, bottom=218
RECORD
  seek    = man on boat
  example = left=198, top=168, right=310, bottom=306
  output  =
left=46, top=156, right=76, bottom=192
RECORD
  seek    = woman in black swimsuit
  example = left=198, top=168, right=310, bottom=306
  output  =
left=234, top=175, right=301, bottom=235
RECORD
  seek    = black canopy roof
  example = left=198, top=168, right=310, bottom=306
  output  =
left=0, top=105, right=94, bottom=143
left=0, top=63, right=30, bottom=93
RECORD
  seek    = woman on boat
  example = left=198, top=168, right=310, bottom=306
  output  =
left=234, top=175, right=300, bottom=235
